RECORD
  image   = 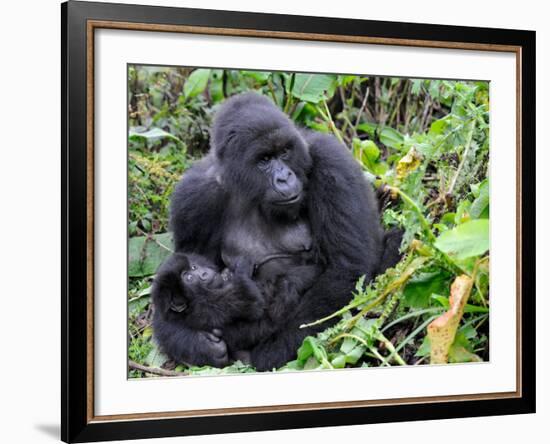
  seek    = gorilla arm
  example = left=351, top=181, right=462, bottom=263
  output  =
left=170, top=155, right=226, bottom=256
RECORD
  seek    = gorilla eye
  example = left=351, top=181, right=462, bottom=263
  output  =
left=281, top=148, right=291, bottom=159
left=258, top=155, right=272, bottom=169
left=191, top=265, right=197, bottom=270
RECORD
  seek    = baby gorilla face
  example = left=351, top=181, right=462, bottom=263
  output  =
left=180, top=262, right=232, bottom=291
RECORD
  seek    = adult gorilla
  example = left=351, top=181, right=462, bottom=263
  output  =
left=153, top=92, right=388, bottom=371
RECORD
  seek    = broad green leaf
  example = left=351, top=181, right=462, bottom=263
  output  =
left=183, top=68, right=211, bottom=100
left=352, top=139, right=386, bottom=175
left=379, top=127, right=404, bottom=150
left=434, top=219, right=489, bottom=261
left=429, top=117, right=448, bottom=135
left=403, top=270, right=451, bottom=308
left=128, top=232, right=173, bottom=277
left=291, top=74, right=337, bottom=103
left=129, top=127, right=183, bottom=146
left=297, top=336, right=314, bottom=361
left=357, top=122, right=377, bottom=137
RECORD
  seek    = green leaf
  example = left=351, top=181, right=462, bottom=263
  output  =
left=303, top=356, right=321, bottom=370
left=352, top=139, right=386, bottom=175
left=183, top=69, right=211, bottom=100
left=448, top=344, right=482, bottom=363
left=331, top=354, right=347, bottom=369
left=470, top=180, right=489, bottom=219
left=145, top=341, right=169, bottom=368
left=242, top=71, right=270, bottom=83
left=129, top=127, right=183, bottom=146
left=128, top=233, right=173, bottom=277
left=429, top=117, right=448, bottom=135
left=403, top=270, right=451, bottom=308
left=379, top=127, right=404, bottom=150
left=340, top=337, right=357, bottom=354
left=431, top=294, right=489, bottom=314
left=209, top=69, right=224, bottom=103
left=297, top=337, right=314, bottom=361
left=129, top=296, right=150, bottom=318
left=434, top=219, right=489, bottom=261
left=345, top=345, right=366, bottom=364
left=357, top=122, right=377, bottom=137
left=415, top=335, right=431, bottom=357
left=291, top=74, right=337, bottom=103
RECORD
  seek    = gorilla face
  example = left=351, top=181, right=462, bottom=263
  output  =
left=180, top=258, right=230, bottom=292
left=255, top=134, right=306, bottom=209
left=211, top=93, right=312, bottom=219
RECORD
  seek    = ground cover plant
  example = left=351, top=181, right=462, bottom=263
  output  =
left=127, top=66, right=490, bottom=377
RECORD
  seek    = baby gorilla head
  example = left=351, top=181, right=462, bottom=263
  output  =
left=180, top=256, right=232, bottom=294
left=165, top=253, right=265, bottom=332
left=171, top=254, right=233, bottom=314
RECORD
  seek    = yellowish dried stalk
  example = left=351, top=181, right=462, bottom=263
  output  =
left=428, top=274, right=474, bottom=364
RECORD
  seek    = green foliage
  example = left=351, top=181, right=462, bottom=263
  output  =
left=128, top=233, right=173, bottom=277
left=434, top=219, right=489, bottom=261
left=127, top=65, right=490, bottom=377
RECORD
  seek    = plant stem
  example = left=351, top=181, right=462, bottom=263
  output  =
left=389, top=186, right=436, bottom=243
left=395, top=315, right=439, bottom=353
left=377, top=332, right=407, bottom=365
left=447, top=120, right=476, bottom=196
left=129, top=360, right=188, bottom=377
left=301, top=255, right=427, bottom=330
left=381, top=308, right=444, bottom=333
left=321, top=100, right=345, bottom=145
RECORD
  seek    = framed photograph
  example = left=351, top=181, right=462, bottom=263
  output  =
left=62, top=1, right=536, bottom=442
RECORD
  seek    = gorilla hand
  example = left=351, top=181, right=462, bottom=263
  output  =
left=268, top=278, right=300, bottom=323
left=195, top=330, right=228, bottom=368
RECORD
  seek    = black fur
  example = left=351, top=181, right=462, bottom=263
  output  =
left=154, top=92, right=395, bottom=371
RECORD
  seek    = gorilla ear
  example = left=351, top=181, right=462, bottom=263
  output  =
left=214, top=129, right=237, bottom=160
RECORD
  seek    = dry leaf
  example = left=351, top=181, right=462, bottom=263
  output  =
left=427, top=274, right=474, bottom=364
left=396, top=146, right=422, bottom=180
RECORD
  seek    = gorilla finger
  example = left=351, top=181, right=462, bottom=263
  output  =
left=206, top=332, right=221, bottom=343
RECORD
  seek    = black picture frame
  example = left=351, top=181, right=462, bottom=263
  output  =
left=62, top=1, right=536, bottom=442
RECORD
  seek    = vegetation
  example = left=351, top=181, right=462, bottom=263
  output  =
left=128, top=65, right=490, bottom=377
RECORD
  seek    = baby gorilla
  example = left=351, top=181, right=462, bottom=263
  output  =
left=152, top=252, right=320, bottom=367
left=152, top=253, right=266, bottom=367
left=168, top=253, right=265, bottom=330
